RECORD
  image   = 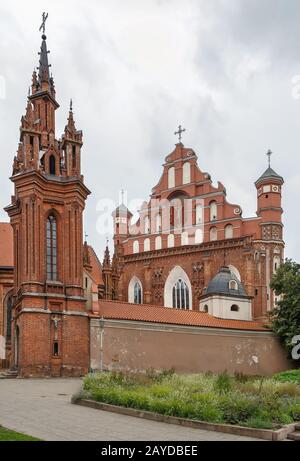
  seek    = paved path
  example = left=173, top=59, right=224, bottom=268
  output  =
left=0, top=378, right=261, bottom=441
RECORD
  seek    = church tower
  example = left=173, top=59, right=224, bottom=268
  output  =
left=5, top=16, right=91, bottom=377
left=254, top=150, right=284, bottom=316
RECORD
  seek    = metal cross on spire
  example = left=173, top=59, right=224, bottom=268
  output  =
left=39, top=12, right=48, bottom=36
left=266, top=149, right=272, bottom=168
left=174, top=125, right=186, bottom=143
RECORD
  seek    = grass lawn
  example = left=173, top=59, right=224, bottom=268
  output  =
left=0, top=426, right=41, bottom=441
left=74, top=369, right=300, bottom=430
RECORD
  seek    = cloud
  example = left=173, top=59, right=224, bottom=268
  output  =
left=0, top=0, right=298, bottom=261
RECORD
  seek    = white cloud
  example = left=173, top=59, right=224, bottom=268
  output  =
left=0, top=0, right=298, bottom=262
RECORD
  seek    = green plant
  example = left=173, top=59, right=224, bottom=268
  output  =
left=214, top=371, right=232, bottom=394
left=273, top=369, right=300, bottom=385
left=79, top=371, right=300, bottom=430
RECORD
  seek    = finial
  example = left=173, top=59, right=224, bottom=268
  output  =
left=106, top=236, right=109, bottom=246
left=174, top=124, right=186, bottom=143
left=267, top=149, right=272, bottom=168
left=84, top=231, right=88, bottom=242
left=70, top=98, right=73, bottom=112
left=39, top=12, right=48, bottom=38
left=121, top=189, right=124, bottom=205
left=28, top=86, right=31, bottom=97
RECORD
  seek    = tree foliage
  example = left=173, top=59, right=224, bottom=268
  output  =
left=270, top=259, right=300, bottom=359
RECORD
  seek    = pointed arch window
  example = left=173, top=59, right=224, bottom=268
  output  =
left=49, top=155, right=56, bottom=175
left=72, top=146, right=76, bottom=169
left=134, top=282, right=142, bottom=304
left=47, top=215, right=57, bottom=280
left=172, top=279, right=190, bottom=310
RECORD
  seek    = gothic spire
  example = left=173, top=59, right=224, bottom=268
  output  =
left=38, top=35, right=50, bottom=84
left=65, top=99, right=76, bottom=134
left=103, top=239, right=111, bottom=268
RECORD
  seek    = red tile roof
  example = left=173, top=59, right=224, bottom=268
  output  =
left=0, top=222, right=13, bottom=267
left=87, top=245, right=103, bottom=285
left=96, top=300, right=268, bottom=332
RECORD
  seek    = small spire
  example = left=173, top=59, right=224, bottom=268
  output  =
left=65, top=100, right=76, bottom=134
left=84, top=231, right=88, bottom=243
left=266, top=149, right=272, bottom=168
left=103, top=238, right=111, bottom=267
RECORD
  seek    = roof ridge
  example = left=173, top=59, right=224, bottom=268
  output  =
left=88, top=244, right=103, bottom=270
left=97, top=301, right=266, bottom=326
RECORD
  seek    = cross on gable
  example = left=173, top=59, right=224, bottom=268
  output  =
left=174, top=125, right=186, bottom=142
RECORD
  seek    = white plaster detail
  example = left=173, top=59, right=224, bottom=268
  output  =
left=168, top=167, right=175, bottom=189
left=144, top=238, right=150, bottom=252
left=133, top=240, right=139, bottom=254
left=182, top=162, right=191, bottom=185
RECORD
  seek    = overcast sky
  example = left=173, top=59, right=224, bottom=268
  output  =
left=0, top=0, right=299, bottom=262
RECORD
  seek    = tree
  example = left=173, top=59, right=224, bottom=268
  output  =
left=270, top=259, right=300, bottom=361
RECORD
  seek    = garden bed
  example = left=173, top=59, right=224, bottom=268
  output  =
left=72, top=369, right=300, bottom=437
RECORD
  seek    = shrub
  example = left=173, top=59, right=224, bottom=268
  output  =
left=219, top=394, right=259, bottom=424
left=214, top=371, right=232, bottom=394
left=242, top=417, right=275, bottom=430
left=273, top=369, right=300, bottom=385
left=78, top=371, right=300, bottom=430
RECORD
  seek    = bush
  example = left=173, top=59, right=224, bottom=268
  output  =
left=219, top=394, right=259, bottom=424
left=78, top=371, right=300, bottom=430
left=214, top=371, right=232, bottom=394
left=273, top=369, right=300, bottom=385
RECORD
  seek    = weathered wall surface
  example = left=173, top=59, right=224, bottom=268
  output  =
left=90, top=319, right=292, bottom=376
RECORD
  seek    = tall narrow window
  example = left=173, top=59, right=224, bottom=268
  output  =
left=172, top=279, right=190, bottom=310
left=156, top=214, right=161, bottom=233
left=168, top=167, right=175, bottom=189
left=182, top=162, right=191, bottom=184
left=144, top=216, right=150, bottom=234
left=210, top=226, right=218, bottom=241
left=72, top=145, right=76, bottom=169
left=47, top=215, right=57, bottom=280
left=49, top=155, right=56, bottom=175
left=225, top=224, right=233, bottom=239
left=209, top=201, right=217, bottom=221
left=134, top=282, right=142, bottom=304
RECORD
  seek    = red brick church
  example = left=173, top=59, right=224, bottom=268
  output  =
left=0, top=21, right=291, bottom=378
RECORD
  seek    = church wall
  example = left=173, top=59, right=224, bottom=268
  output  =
left=0, top=270, right=13, bottom=368
left=90, top=319, right=292, bottom=376
left=119, top=242, right=262, bottom=315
